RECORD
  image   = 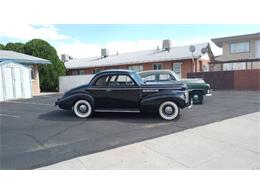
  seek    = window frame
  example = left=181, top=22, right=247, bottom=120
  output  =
left=108, top=74, right=138, bottom=87
left=128, top=65, right=143, bottom=72
left=172, top=62, right=182, bottom=78
left=230, top=42, right=250, bottom=54
left=92, top=75, right=110, bottom=87
left=153, top=63, right=162, bottom=70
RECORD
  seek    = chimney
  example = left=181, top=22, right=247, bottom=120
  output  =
left=162, top=39, right=171, bottom=52
left=101, top=48, right=109, bottom=58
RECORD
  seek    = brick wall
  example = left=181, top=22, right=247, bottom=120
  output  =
left=188, top=69, right=260, bottom=90
left=68, top=59, right=208, bottom=78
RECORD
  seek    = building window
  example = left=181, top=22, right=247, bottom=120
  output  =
left=30, top=65, right=37, bottom=80
left=230, top=42, right=250, bottom=53
left=223, top=62, right=246, bottom=71
left=93, top=68, right=101, bottom=74
left=128, top=65, right=143, bottom=72
left=172, top=62, right=182, bottom=78
left=79, top=70, right=85, bottom=75
left=153, top=63, right=162, bottom=70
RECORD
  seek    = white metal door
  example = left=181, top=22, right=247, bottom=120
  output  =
left=22, top=68, right=32, bottom=98
left=13, top=67, right=22, bottom=99
left=256, top=40, right=260, bottom=58
left=3, top=67, right=14, bottom=100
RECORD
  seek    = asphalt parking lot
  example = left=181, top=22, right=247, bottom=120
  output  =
left=1, top=91, right=260, bottom=169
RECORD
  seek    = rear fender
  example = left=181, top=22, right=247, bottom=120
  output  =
left=58, top=93, right=95, bottom=110
left=140, top=94, right=186, bottom=112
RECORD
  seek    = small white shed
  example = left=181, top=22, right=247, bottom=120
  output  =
left=0, top=61, right=32, bottom=101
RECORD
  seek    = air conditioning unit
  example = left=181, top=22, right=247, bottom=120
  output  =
left=101, top=48, right=109, bottom=58
left=162, top=39, right=171, bottom=51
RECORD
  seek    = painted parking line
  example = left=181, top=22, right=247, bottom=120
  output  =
left=4, top=101, right=53, bottom=106
left=0, top=113, right=21, bottom=118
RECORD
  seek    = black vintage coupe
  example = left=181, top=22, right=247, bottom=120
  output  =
left=55, top=70, right=192, bottom=120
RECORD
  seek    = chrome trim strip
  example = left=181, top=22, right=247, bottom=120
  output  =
left=94, top=109, right=141, bottom=113
left=89, top=87, right=184, bottom=91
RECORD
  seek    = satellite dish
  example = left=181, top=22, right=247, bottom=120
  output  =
left=201, top=47, right=208, bottom=54
left=189, top=45, right=196, bottom=53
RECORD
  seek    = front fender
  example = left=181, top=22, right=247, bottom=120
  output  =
left=57, top=93, right=95, bottom=110
left=140, top=94, right=186, bottom=113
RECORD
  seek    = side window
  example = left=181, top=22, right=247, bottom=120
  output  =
left=159, top=73, right=173, bottom=81
left=93, top=75, right=109, bottom=87
left=108, top=75, right=118, bottom=86
left=143, top=74, right=156, bottom=82
left=116, top=75, right=135, bottom=86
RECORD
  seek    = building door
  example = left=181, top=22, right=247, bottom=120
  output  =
left=3, top=67, right=14, bottom=100
left=0, top=62, right=32, bottom=101
left=172, top=63, right=182, bottom=78
left=13, top=67, right=22, bottom=99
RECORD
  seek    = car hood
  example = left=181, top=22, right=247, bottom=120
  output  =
left=181, top=78, right=205, bottom=84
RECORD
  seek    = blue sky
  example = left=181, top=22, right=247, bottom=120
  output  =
left=0, top=24, right=259, bottom=57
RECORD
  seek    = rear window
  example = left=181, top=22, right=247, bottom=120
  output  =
left=93, top=75, right=109, bottom=87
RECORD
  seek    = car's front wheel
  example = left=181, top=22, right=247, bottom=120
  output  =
left=191, top=91, right=203, bottom=104
left=73, top=99, right=92, bottom=118
left=159, top=101, right=180, bottom=120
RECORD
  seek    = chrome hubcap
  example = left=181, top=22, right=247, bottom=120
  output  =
left=164, top=106, right=173, bottom=115
left=79, top=104, right=87, bottom=113
left=193, top=94, right=199, bottom=100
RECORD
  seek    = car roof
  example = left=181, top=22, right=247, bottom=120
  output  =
left=95, top=69, right=136, bottom=76
left=139, top=70, right=172, bottom=74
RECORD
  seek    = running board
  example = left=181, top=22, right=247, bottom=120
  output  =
left=94, top=109, right=141, bottom=113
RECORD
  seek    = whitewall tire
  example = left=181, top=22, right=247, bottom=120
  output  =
left=73, top=99, right=92, bottom=118
left=159, top=101, right=180, bottom=120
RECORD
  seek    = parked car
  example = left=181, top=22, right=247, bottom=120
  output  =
left=55, top=70, right=192, bottom=120
left=139, top=70, right=212, bottom=104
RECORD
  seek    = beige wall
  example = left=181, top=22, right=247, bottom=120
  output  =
left=219, top=38, right=259, bottom=61
left=31, top=65, right=40, bottom=95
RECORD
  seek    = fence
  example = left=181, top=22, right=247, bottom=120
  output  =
left=59, top=74, right=94, bottom=92
left=187, top=70, right=260, bottom=90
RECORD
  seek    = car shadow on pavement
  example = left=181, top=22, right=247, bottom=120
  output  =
left=38, top=110, right=175, bottom=124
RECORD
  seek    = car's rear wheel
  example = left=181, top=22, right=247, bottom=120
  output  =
left=159, top=101, right=180, bottom=120
left=73, top=99, right=92, bottom=118
left=191, top=91, right=203, bottom=104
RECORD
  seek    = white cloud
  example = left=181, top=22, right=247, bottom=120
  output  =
left=56, top=38, right=222, bottom=59
left=0, top=24, right=69, bottom=41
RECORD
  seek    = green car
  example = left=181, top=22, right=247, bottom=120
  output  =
left=139, top=70, right=212, bottom=104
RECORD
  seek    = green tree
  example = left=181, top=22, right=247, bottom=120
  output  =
left=4, top=42, right=25, bottom=53
left=0, top=43, right=4, bottom=49
left=24, top=39, right=66, bottom=92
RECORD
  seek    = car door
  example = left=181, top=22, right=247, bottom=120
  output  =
left=88, top=75, right=110, bottom=108
left=106, top=74, right=140, bottom=109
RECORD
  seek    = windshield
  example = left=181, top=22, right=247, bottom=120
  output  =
left=170, top=71, right=180, bottom=81
left=131, top=72, right=144, bottom=85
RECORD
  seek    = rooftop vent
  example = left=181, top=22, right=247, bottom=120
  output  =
left=162, top=39, right=171, bottom=51
left=101, top=48, right=109, bottom=58
left=61, top=54, right=73, bottom=62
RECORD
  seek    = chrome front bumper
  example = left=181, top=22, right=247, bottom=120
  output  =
left=205, top=89, right=213, bottom=97
left=187, top=99, right=193, bottom=109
